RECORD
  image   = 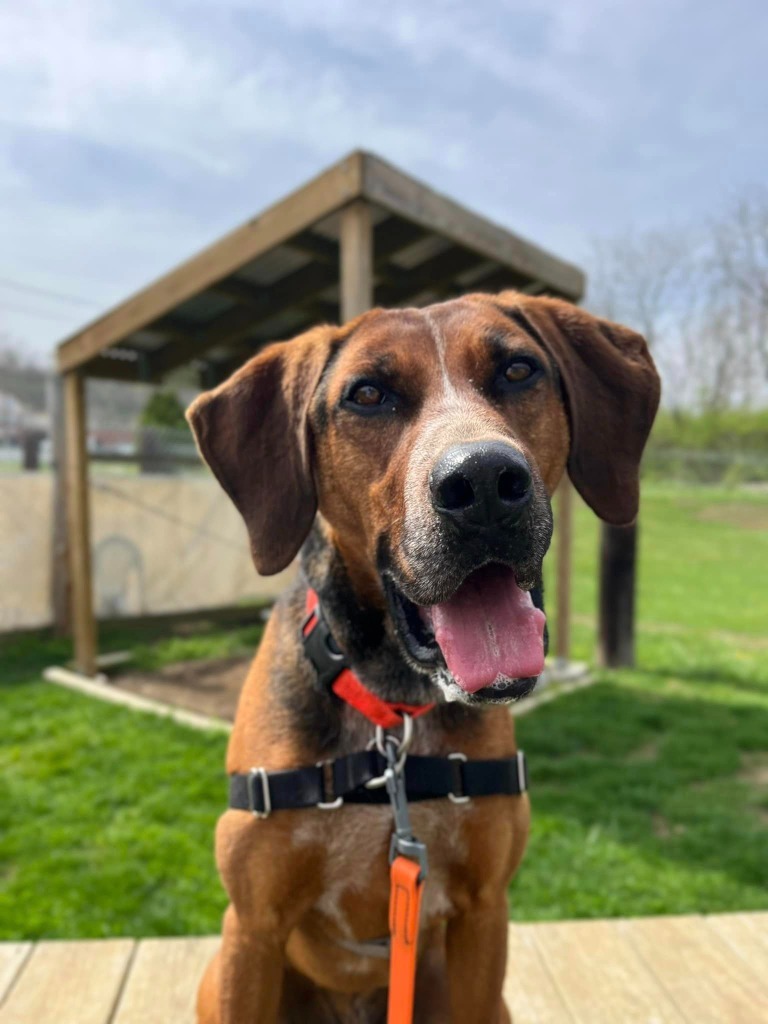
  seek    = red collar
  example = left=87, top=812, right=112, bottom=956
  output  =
left=303, top=588, right=435, bottom=729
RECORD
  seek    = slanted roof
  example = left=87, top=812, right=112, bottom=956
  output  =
left=56, top=150, right=585, bottom=386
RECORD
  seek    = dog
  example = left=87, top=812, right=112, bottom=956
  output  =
left=187, top=290, right=660, bottom=1024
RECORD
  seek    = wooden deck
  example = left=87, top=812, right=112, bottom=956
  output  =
left=1, top=914, right=766, bottom=1023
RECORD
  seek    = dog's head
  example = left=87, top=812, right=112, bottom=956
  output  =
left=188, top=292, right=660, bottom=704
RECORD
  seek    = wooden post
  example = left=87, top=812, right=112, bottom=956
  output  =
left=554, top=476, right=573, bottom=666
left=597, top=522, right=638, bottom=668
left=21, top=429, right=43, bottom=470
left=63, top=371, right=97, bottom=675
left=340, top=200, right=374, bottom=321
left=49, top=374, right=71, bottom=634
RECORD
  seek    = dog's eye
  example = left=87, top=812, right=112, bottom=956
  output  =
left=350, top=383, right=384, bottom=407
left=497, top=357, right=542, bottom=394
left=505, top=361, right=533, bottom=383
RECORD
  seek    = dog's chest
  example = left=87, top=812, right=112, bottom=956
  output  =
left=292, top=800, right=468, bottom=938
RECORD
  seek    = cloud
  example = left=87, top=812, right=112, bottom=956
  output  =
left=1, top=0, right=767, bottom=360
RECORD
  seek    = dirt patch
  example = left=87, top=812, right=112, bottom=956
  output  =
left=626, top=739, right=660, bottom=763
left=113, top=655, right=250, bottom=721
left=652, top=813, right=686, bottom=840
left=697, top=502, right=768, bottom=531
left=738, top=753, right=768, bottom=786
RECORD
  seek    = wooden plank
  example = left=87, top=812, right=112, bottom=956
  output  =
left=340, top=200, right=374, bottom=321
left=57, top=152, right=365, bottom=373
left=0, top=939, right=134, bottom=1024
left=112, top=937, right=219, bottom=1024
left=504, top=925, right=574, bottom=1023
left=374, top=216, right=426, bottom=262
left=704, top=913, right=768, bottom=976
left=63, top=371, right=97, bottom=676
left=738, top=911, right=768, bottom=947
left=361, top=152, right=585, bottom=301
left=0, top=945, right=32, bottom=1006
left=554, top=476, right=573, bottom=664
left=149, top=259, right=337, bottom=377
left=622, top=915, right=768, bottom=1023
left=528, top=919, right=686, bottom=1023
left=374, top=244, right=485, bottom=307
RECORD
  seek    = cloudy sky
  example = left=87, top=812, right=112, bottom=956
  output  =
left=1, top=0, right=766, bottom=364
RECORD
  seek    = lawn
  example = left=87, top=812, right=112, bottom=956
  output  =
left=1, top=482, right=767, bottom=939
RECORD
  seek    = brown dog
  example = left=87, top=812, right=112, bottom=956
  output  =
left=187, top=291, right=660, bottom=1024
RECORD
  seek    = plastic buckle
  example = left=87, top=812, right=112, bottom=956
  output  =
left=247, top=767, right=272, bottom=819
left=316, top=759, right=344, bottom=810
left=448, top=751, right=470, bottom=804
left=302, top=604, right=347, bottom=690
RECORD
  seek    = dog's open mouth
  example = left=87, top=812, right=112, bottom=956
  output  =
left=385, top=563, right=546, bottom=700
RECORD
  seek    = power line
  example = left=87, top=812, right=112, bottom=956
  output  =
left=0, top=276, right=100, bottom=308
left=0, top=299, right=82, bottom=324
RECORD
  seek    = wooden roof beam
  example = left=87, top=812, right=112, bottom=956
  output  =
left=361, top=153, right=584, bottom=301
left=57, top=151, right=366, bottom=374
left=373, top=245, right=487, bottom=307
left=145, top=220, right=433, bottom=380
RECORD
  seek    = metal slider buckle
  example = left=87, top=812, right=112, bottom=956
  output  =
left=448, top=751, right=470, bottom=804
left=316, top=759, right=344, bottom=810
left=517, top=750, right=528, bottom=793
left=247, top=767, right=272, bottom=819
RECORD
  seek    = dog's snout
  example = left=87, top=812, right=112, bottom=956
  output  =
left=429, top=441, right=532, bottom=529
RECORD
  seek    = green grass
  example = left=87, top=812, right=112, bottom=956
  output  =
left=511, top=481, right=768, bottom=919
left=0, top=619, right=261, bottom=939
left=1, top=482, right=767, bottom=938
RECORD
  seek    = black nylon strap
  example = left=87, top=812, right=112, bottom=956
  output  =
left=229, top=750, right=528, bottom=815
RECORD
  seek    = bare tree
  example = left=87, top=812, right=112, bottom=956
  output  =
left=587, top=228, right=691, bottom=349
left=710, top=189, right=768, bottom=380
left=587, top=202, right=768, bottom=411
left=678, top=300, right=762, bottom=411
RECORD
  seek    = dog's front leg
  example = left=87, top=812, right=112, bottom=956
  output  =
left=445, top=897, right=510, bottom=1024
left=204, top=812, right=322, bottom=1024
left=196, top=904, right=287, bottom=1024
left=218, top=904, right=286, bottom=1024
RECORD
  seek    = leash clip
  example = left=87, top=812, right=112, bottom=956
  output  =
left=365, top=714, right=414, bottom=790
left=381, top=726, right=429, bottom=883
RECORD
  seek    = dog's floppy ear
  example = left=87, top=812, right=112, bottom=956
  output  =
left=508, top=293, right=661, bottom=526
left=186, top=325, right=339, bottom=574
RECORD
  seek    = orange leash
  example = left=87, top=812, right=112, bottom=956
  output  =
left=387, top=855, right=425, bottom=1024
left=377, top=716, right=428, bottom=1024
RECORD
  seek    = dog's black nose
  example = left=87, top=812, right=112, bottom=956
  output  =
left=430, top=441, right=532, bottom=529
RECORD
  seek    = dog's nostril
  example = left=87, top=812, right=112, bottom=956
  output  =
left=498, top=466, right=531, bottom=503
left=438, top=473, right=475, bottom=510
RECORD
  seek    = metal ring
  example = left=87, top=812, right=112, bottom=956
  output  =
left=374, top=714, right=414, bottom=762
left=365, top=714, right=413, bottom=789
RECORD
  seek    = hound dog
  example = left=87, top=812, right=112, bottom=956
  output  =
left=187, top=291, right=660, bottom=1024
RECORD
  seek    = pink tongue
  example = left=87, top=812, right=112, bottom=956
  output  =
left=425, top=565, right=545, bottom=693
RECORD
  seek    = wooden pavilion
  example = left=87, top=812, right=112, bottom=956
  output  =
left=56, top=150, right=585, bottom=675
